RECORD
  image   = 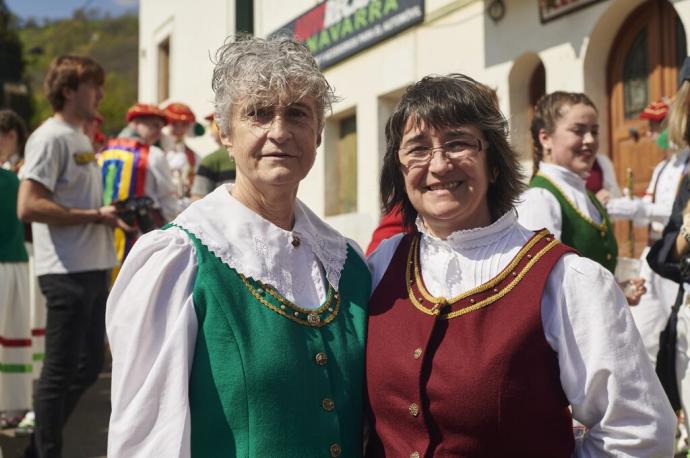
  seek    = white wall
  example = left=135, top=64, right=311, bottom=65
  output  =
left=139, top=0, right=232, bottom=155
left=138, top=0, right=690, bottom=246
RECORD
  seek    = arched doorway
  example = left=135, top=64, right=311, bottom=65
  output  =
left=508, top=53, right=545, bottom=164
left=607, top=0, right=687, bottom=257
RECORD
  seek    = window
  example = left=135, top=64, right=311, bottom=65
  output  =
left=157, top=37, right=170, bottom=103
left=623, top=29, right=648, bottom=119
left=325, top=115, right=357, bottom=216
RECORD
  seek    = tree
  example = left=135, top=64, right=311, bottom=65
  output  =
left=0, top=0, right=32, bottom=121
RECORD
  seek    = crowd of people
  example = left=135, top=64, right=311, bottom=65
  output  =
left=2, top=33, right=690, bottom=457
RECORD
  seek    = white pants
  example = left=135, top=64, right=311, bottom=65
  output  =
left=0, top=262, right=31, bottom=411
left=629, top=247, right=679, bottom=366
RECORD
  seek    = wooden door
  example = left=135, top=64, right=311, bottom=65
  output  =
left=608, top=0, right=686, bottom=257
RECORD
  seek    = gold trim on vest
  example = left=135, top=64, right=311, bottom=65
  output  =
left=239, top=273, right=340, bottom=327
left=406, top=230, right=560, bottom=319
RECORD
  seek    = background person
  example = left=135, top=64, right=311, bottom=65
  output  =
left=161, top=102, right=199, bottom=202
left=100, top=103, right=179, bottom=277
left=190, top=114, right=235, bottom=201
left=366, top=74, right=675, bottom=457
left=647, top=61, right=690, bottom=445
left=107, top=35, right=370, bottom=457
left=0, top=110, right=31, bottom=429
left=17, top=55, right=129, bottom=458
left=517, top=91, right=646, bottom=305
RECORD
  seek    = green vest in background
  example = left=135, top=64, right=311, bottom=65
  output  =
left=529, top=174, right=618, bottom=273
left=0, top=169, right=28, bottom=262
left=172, top=225, right=370, bottom=458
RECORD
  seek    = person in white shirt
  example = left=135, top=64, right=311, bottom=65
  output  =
left=17, top=55, right=130, bottom=458
left=517, top=91, right=646, bottom=305
left=106, top=35, right=371, bottom=458
left=366, top=75, right=675, bottom=457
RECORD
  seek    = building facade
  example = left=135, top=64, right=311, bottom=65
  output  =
left=139, top=0, right=690, bottom=248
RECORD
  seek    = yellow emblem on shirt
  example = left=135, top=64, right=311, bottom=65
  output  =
left=73, top=152, right=97, bottom=165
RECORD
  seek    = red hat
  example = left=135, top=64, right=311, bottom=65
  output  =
left=164, top=102, right=196, bottom=124
left=640, top=100, right=669, bottom=122
left=126, top=103, right=167, bottom=123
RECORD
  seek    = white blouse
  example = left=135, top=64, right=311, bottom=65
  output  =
left=368, top=211, right=676, bottom=457
left=516, top=162, right=602, bottom=238
left=606, top=149, right=690, bottom=240
left=106, top=185, right=358, bottom=458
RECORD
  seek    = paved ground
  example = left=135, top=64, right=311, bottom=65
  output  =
left=0, top=361, right=110, bottom=458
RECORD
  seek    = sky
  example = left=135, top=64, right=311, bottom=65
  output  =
left=6, top=0, right=138, bottom=21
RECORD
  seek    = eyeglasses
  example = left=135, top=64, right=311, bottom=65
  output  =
left=398, top=136, right=485, bottom=168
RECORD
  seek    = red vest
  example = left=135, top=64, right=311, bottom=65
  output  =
left=366, top=230, right=575, bottom=457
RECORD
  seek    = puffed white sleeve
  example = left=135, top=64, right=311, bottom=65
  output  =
left=516, top=188, right=563, bottom=239
left=541, top=254, right=676, bottom=457
left=106, top=226, right=198, bottom=458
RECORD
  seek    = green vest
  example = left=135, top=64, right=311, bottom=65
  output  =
left=529, top=174, right=618, bottom=272
left=0, top=169, right=28, bottom=262
left=172, top=225, right=370, bottom=458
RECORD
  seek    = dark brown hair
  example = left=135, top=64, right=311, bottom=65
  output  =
left=530, top=91, right=597, bottom=177
left=380, top=73, right=525, bottom=228
left=0, top=109, right=28, bottom=157
left=44, top=55, right=105, bottom=111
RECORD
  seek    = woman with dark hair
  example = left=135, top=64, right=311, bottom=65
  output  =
left=366, top=74, right=674, bottom=457
left=0, top=109, right=28, bottom=171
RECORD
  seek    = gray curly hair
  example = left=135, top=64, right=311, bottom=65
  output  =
left=211, top=34, right=337, bottom=136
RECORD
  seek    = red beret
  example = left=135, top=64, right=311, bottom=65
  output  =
left=639, top=100, right=669, bottom=122
left=126, top=103, right=167, bottom=123
left=164, top=102, right=196, bottom=123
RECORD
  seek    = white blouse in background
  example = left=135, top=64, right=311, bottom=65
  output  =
left=368, top=211, right=676, bottom=457
left=106, top=185, right=356, bottom=458
left=516, top=162, right=602, bottom=238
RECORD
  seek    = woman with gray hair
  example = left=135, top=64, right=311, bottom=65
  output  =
left=106, top=35, right=370, bottom=457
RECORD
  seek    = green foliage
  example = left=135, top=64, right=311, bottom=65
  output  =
left=0, top=0, right=24, bottom=81
left=18, top=10, right=138, bottom=132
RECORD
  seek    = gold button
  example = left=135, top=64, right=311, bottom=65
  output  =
left=322, top=398, right=335, bottom=412
left=606, top=253, right=612, bottom=260
left=410, top=452, right=420, bottom=458
left=600, top=231, right=606, bottom=238
left=409, top=402, right=419, bottom=417
left=413, top=348, right=422, bottom=359
left=315, top=352, right=328, bottom=365
left=291, top=236, right=301, bottom=247
left=307, top=313, right=321, bottom=326
left=330, top=443, right=342, bottom=457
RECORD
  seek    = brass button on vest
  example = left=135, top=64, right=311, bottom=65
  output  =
left=413, top=347, right=422, bottom=359
left=410, top=452, right=420, bottom=458
left=322, top=398, right=335, bottom=412
left=330, top=443, right=342, bottom=457
left=409, top=402, right=419, bottom=417
left=606, top=253, right=612, bottom=260
left=315, top=352, right=328, bottom=365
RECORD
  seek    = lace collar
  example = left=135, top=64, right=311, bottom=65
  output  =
left=538, top=162, right=588, bottom=192
left=415, top=210, right=518, bottom=250
left=173, top=185, right=349, bottom=291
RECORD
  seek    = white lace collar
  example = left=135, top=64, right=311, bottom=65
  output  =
left=415, top=210, right=518, bottom=250
left=538, top=162, right=588, bottom=192
left=173, top=185, right=348, bottom=291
